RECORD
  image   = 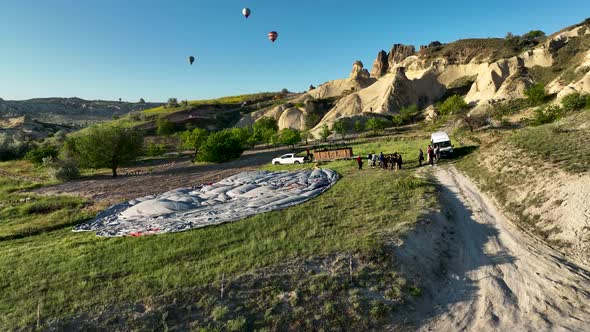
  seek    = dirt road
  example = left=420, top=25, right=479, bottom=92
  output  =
left=398, top=166, right=590, bottom=331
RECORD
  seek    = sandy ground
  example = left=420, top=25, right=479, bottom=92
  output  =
left=33, top=146, right=290, bottom=207
left=395, top=166, right=590, bottom=331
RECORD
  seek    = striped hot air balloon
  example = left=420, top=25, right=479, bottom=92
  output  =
left=242, top=8, right=251, bottom=19
left=268, top=31, right=278, bottom=43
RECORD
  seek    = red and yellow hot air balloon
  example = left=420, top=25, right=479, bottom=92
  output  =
left=268, top=31, right=278, bottom=43
left=242, top=8, right=251, bottom=19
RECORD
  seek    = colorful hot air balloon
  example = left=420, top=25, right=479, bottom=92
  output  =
left=268, top=31, right=278, bottom=43
left=242, top=8, right=251, bottom=19
left=188, top=56, right=195, bottom=65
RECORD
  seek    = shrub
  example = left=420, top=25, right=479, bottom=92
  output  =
left=156, top=118, right=176, bottom=136
left=229, top=127, right=253, bottom=148
left=365, top=117, right=389, bottom=134
left=561, top=93, right=586, bottom=112
left=145, top=143, right=166, bottom=157
left=197, top=130, right=245, bottom=163
left=524, top=84, right=547, bottom=105
left=439, top=95, right=468, bottom=115
left=530, top=105, right=562, bottom=126
left=65, top=125, right=143, bottom=177
left=25, top=146, right=59, bottom=165
left=43, top=157, right=80, bottom=181
left=304, top=113, right=320, bottom=130
left=392, top=104, right=420, bottom=126
left=354, top=120, right=363, bottom=132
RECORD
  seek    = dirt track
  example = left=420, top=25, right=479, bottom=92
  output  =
left=400, top=166, right=590, bottom=331
left=34, top=146, right=290, bottom=206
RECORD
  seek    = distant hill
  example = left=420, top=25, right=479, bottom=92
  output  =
left=0, top=97, right=160, bottom=126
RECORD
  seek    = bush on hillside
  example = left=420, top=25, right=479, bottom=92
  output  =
left=25, top=146, right=59, bottom=165
left=43, top=156, right=79, bottom=181
left=197, top=130, right=244, bottom=163
left=561, top=93, right=587, bottom=112
left=524, top=84, right=547, bottom=105
left=354, top=120, right=363, bottom=132
left=439, top=95, right=468, bottom=115
left=392, top=105, right=420, bottom=126
left=530, top=105, right=562, bottom=126
left=229, top=127, right=253, bottom=148
left=156, top=118, right=176, bottom=136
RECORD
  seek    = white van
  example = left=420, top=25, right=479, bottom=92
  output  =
left=431, top=131, right=453, bottom=157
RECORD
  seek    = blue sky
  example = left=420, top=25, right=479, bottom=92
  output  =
left=1, top=0, right=589, bottom=102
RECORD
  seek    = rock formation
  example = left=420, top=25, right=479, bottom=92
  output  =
left=388, top=44, right=416, bottom=68
left=370, top=50, right=389, bottom=78
left=350, top=61, right=370, bottom=80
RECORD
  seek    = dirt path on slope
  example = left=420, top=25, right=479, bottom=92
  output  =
left=396, top=166, right=590, bottom=331
left=33, top=146, right=290, bottom=207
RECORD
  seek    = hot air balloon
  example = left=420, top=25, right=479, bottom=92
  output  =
left=268, top=31, right=278, bottom=43
left=188, top=56, right=195, bottom=65
left=242, top=8, right=251, bottom=19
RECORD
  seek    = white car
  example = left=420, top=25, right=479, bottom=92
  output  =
left=272, top=153, right=305, bottom=165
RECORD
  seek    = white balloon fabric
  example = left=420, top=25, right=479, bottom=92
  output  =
left=74, top=168, right=339, bottom=237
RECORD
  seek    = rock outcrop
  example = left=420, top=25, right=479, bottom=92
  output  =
left=350, top=61, right=371, bottom=80
left=388, top=44, right=416, bottom=68
left=465, top=57, right=532, bottom=103
left=370, top=50, right=389, bottom=78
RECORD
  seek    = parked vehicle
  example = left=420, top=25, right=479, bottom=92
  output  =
left=431, top=131, right=454, bottom=157
left=272, top=153, right=306, bottom=165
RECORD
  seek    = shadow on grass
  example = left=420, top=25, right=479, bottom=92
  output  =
left=451, top=145, right=479, bottom=160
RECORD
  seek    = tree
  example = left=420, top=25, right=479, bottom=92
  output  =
left=279, top=128, right=301, bottom=148
left=392, top=104, right=419, bottom=126
left=332, top=120, right=349, bottom=139
left=439, top=95, right=468, bottom=115
left=229, top=127, right=253, bottom=148
left=319, top=124, right=332, bottom=142
left=66, top=125, right=143, bottom=177
left=253, top=117, right=279, bottom=144
left=139, top=98, right=146, bottom=103
left=197, top=130, right=245, bottom=163
left=281, top=88, right=290, bottom=94
left=365, top=117, right=388, bottom=134
left=178, top=128, right=208, bottom=159
left=156, top=118, right=176, bottom=136
left=167, top=98, right=179, bottom=108
left=301, top=130, right=314, bottom=145
left=25, top=146, right=59, bottom=165
left=524, top=84, right=546, bottom=105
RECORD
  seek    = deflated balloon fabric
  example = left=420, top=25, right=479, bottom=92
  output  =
left=74, top=168, right=339, bottom=237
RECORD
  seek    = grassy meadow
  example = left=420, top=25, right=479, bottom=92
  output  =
left=0, top=137, right=437, bottom=330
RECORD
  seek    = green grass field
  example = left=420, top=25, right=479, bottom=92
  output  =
left=0, top=137, right=436, bottom=330
left=509, top=111, right=590, bottom=173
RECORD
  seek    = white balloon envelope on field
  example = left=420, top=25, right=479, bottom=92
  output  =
left=74, top=168, right=339, bottom=237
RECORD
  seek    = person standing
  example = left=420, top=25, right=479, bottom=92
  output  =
left=427, top=145, right=434, bottom=166
left=357, top=155, right=363, bottom=170
left=372, top=153, right=377, bottom=167
left=418, top=149, right=424, bottom=166
left=379, top=152, right=384, bottom=168
left=397, top=153, right=403, bottom=170
left=435, top=146, right=441, bottom=161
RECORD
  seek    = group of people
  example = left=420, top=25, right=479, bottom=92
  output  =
left=355, top=145, right=444, bottom=170
left=418, top=145, right=441, bottom=166
left=357, top=152, right=403, bottom=170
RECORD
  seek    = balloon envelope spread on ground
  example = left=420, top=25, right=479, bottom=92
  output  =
left=74, top=169, right=339, bottom=237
